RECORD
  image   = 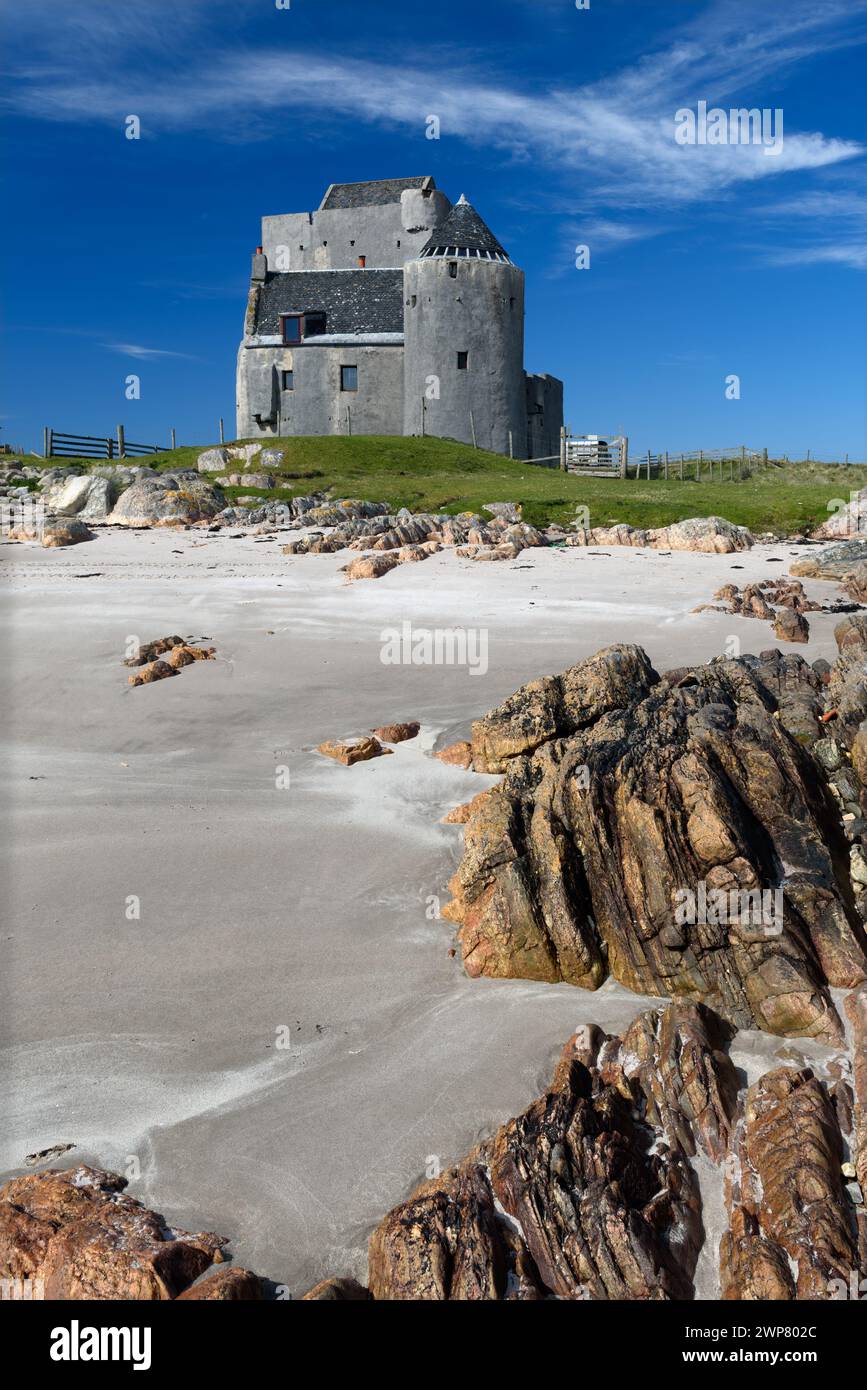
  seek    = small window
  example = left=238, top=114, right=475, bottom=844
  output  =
left=303, top=313, right=326, bottom=338
left=281, top=315, right=302, bottom=344
left=341, top=365, right=358, bottom=392
left=281, top=370, right=294, bottom=391
left=448, top=262, right=458, bottom=279
left=411, top=295, right=417, bottom=308
left=397, top=239, right=401, bottom=248
left=457, top=351, right=469, bottom=371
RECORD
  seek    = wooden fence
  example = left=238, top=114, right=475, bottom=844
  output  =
left=43, top=426, right=177, bottom=460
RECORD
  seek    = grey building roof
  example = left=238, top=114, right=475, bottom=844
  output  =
left=419, top=195, right=510, bottom=262
left=254, top=269, right=405, bottom=336
left=319, top=177, right=435, bottom=210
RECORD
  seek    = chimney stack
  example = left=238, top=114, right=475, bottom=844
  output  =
left=252, top=246, right=267, bottom=282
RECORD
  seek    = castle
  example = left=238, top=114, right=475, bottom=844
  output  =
left=235, top=177, right=563, bottom=460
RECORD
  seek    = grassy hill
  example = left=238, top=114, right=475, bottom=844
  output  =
left=35, top=435, right=866, bottom=536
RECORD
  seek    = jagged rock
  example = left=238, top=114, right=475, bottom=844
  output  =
left=0, top=1166, right=226, bottom=1300
left=600, top=1002, right=739, bottom=1162
left=239, top=473, right=275, bottom=489
left=365, top=1008, right=703, bottom=1300
left=791, top=540, right=867, bottom=581
left=445, top=645, right=866, bottom=1037
left=773, top=607, right=810, bottom=643
left=317, top=736, right=391, bottom=766
left=844, top=987, right=867, bottom=1194
left=720, top=1069, right=858, bottom=1300
left=302, top=1277, right=371, bottom=1300
left=442, top=790, right=493, bottom=825
left=372, top=722, right=420, bottom=743
left=124, top=635, right=184, bottom=667
left=471, top=645, right=657, bottom=773
left=163, top=643, right=216, bottom=670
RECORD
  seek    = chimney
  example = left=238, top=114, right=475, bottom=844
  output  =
left=252, top=246, right=267, bottom=282
left=357, top=255, right=366, bottom=268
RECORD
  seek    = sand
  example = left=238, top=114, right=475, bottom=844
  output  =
left=0, top=528, right=848, bottom=1295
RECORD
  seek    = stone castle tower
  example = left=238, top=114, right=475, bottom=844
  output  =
left=235, top=177, right=562, bottom=460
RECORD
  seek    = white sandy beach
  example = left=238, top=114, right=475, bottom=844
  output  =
left=0, top=529, right=850, bottom=1295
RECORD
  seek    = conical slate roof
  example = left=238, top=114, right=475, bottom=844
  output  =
left=419, top=194, right=511, bottom=262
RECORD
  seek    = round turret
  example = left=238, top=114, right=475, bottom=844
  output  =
left=403, top=197, right=526, bottom=456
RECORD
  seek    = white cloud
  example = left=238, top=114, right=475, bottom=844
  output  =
left=101, top=343, right=199, bottom=361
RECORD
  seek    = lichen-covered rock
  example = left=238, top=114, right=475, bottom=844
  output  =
left=109, top=478, right=225, bottom=526
left=791, top=540, right=867, bottom=581
left=812, top=490, right=867, bottom=541
left=434, top=741, right=474, bottom=769
left=445, top=645, right=866, bottom=1037
left=0, top=1166, right=226, bottom=1300
left=41, top=518, right=95, bottom=548
left=570, top=516, right=755, bottom=553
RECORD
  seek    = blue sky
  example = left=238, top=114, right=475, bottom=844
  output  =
left=1, top=0, right=865, bottom=458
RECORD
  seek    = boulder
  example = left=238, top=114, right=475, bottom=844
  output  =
left=812, top=489, right=867, bottom=541
left=0, top=1166, right=226, bottom=1300
left=176, top=1268, right=263, bottom=1300
left=372, top=722, right=420, bottom=743
left=570, top=516, right=754, bottom=553
left=302, top=1277, right=370, bottom=1301
left=239, top=473, right=275, bottom=490
left=128, top=659, right=177, bottom=687
left=434, top=741, right=474, bottom=769
left=790, top=540, right=867, bottom=581
left=197, top=447, right=231, bottom=473
left=317, top=736, right=391, bottom=766
left=108, top=479, right=225, bottom=527
left=41, top=518, right=95, bottom=548
left=773, top=608, right=809, bottom=643
left=42, top=474, right=114, bottom=521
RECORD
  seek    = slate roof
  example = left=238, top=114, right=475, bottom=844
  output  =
left=419, top=196, right=510, bottom=261
left=320, top=177, right=434, bottom=210
left=254, top=269, right=405, bottom=336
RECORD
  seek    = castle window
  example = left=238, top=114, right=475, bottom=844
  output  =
left=281, top=315, right=302, bottom=344
left=457, top=351, right=469, bottom=370
left=448, top=262, right=458, bottom=279
left=281, top=370, right=294, bottom=391
left=411, top=295, right=417, bottom=308
left=303, top=313, right=326, bottom=338
left=341, top=365, right=358, bottom=392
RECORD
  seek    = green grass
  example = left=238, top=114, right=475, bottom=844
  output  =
left=32, top=436, right=867, bottom=536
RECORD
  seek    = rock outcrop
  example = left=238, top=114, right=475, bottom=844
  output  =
left=317, top=736, right=391, bottom=766
left=0, top=1166, right=231, bottom=1300
left=443, top=643, right=866, bottom=1038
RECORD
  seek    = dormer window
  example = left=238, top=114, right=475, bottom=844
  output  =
left=281, top=313, right=326, bottom=343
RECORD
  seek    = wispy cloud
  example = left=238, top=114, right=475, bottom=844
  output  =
left=3, top=0, right=864, bottom=213
left=100, top=342, right=199, bottom=361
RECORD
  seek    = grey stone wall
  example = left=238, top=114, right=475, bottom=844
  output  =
left=525, top=373, right=564, bottom=460
left=236, top=343, right=404, bottom=439
left=261, top=189, right=451, bottom=272
left=402, top=258, right=526, bottom=457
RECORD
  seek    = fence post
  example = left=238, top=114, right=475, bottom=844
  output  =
left=470, top=411, right=477, bottom=449
left=117, top=425, right=125, bottom=459
left=43, top=427, right=50, bottom=459
left=663, top=450, right=669, bottom=480
left=763, top=447, right=768, bottom=468
left=219, top=417, right=225, bottom=444
left=560, top=426, right=567, bottom=471
left=698, top=449, right=703, bottom=482
left=171, top=429, right=176, bottom=450
left=108, top=438, right=114, bottom=460
left=508, top=429, right=513, bottom=459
